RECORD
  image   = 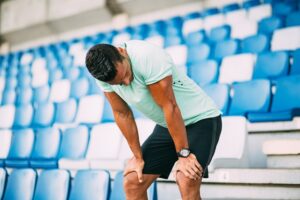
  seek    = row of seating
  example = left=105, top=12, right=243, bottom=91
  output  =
left=0, top=168, right=157, bottom=200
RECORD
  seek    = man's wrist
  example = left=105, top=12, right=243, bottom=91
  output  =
left=177, top=148, right=191, bottom=158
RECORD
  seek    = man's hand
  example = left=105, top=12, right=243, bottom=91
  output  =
left=175, top=153, right=203, bottom=180
left=123, top=157, right=145, bottom=183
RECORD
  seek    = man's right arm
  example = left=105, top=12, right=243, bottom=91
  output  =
left=104, top=92, right=143, bottom=160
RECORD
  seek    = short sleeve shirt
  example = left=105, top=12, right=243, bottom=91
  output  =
left=96, top=40, right=221, bottom=127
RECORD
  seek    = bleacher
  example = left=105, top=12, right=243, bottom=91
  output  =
left=0, top=0, right=300, bottom=199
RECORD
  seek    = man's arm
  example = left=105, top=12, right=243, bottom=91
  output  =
left=104, top=92, right=144, bottom=182
left=147, top=75, right=202, bottom=180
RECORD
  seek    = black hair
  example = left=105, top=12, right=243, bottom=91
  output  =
left=85, top=43, right=123, bottom=82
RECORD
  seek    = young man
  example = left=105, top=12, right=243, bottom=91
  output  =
left=85, top=40, right=222, bottom=200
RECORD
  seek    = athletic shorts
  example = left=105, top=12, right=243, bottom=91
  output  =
left=141, top=115, right=222, bottom=179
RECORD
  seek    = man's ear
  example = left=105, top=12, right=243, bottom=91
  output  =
left=117, top=47, right=127, bottom=56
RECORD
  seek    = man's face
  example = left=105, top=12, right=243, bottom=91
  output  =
left=107, top=56, right=133, bottom=86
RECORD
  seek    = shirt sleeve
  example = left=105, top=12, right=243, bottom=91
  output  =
left=142, top=44, right=173, bottom=85
left=95, top=79, right=114, bottom=92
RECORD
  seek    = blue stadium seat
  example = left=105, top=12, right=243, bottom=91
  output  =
left=30, top=127, right=61, bottom=169
left=16, top=87, right=33, bottom=105
left=17, top=74, right=31, bottom=88
left=2, top=89, right=16, bottom=105
left=202, top=7, right=220, bottom=17
left=252, top=51, right=289, bottom=80
left=0, top=130, right=12, bottom=167
left=242, top=0, right=261, bottom=9
left=272, top=2, right=297, bottom=17
left=63, top=67, right=80, bottom=81
left=185, top=30, right=206, bottom=46
left=13, top=104, right=33, bottom=128
left=3, top=169, right=36, bottom=200
left=4, top=77, right=17, bottom=90
left=33, top=169, right=70, bottom=200
left=164, top=33, right=184, bottom=47
left=208, top=25, right=231, bottom=43
left=55, top=98, right=77, bottom=124
left=57, top=126, right=89, bottom=167
left=5, top=129, right=34, bottom=168
left=187, top=43, right=210, bottom=64
left=228, top=79, right=271, bottom=116
left=248, top=75, right=300, bottom=121
left=212, top=39, right=239, bottom=60
left=222, top=3, right=240, bottom=13
left=258, top=16, right=283, bottom=36
left=69, top=170, right=111, bottom=200
left=70, top=77, right=90, bottom=99
left=290, top=48, right=300, bottom=75
left=286, top=11, right=300, bottom=27
left=110, top=171, right=157, bottom=200
left=241, top=34, right=270, bottom=53
left=102, top=98, right=114, bottom=123
left=48, top=68, right=63, bottom=84
left=188, top=60, right=218, bottom=86
left=0, top=168, right=6, bottom=199
left=32, top=102, right=55, bottom=127
left=203, top=83, right=230, bottom=115
left=32, top=85, right=49, bottom=105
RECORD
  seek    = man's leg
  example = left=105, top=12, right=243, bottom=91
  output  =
left=124, top=172, right=160, bottom=200
left=176, top=171, right=202, bottom=200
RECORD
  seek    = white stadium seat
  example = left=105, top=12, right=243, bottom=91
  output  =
left=49, top=79, right=71, bottom=103
left=0, top=105, right=15, bottom=129
left=145, top=35, right=164, bottom=48
left=182, top=18, right=204, bottom=36
left=271, top=26, right=300, bottom=51
left=248, top=4, right=272, bottom=22
left=225, top=9, right=247, bottom=26
left=112, top=33, right=131, bottom=46
left=0, top=130, right=12, bottom=161
left=231, top=19, right=257, bottom=39
left=165, top=45, right=188, bottom=66
left=204, top=14, right=225, bottom=32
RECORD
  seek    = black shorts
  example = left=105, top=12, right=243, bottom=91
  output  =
left=141, top=115, right=222, bottom=179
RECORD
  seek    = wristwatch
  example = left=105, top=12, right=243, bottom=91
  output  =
left=177, top=148, right=191, bottom=158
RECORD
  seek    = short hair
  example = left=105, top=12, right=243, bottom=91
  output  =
left=85, top=43, right=123, bottom=82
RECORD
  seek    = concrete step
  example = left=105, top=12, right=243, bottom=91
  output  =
left=156, top=168, right=300, bottom=200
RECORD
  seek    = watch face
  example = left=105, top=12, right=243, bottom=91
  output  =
left=180, top=149, right=190, bottom=157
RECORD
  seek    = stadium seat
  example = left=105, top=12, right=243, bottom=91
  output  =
left=49, top=79, right=71, bottom=103
left=1, top=89, right=16, bottom=105
left=20, top=52, right=33, bottom=67
left=203, top=83, right=230, bottom=115
left=231, top=19, right=258, bottom=39
left=218, top=54, right=256, bottom=84
left=112, top=32, right=132, bottom=46
left=241, top=34, right=270, bottom=53
left=75, top=95, right=105, bottom=124
left=4, top=77, right=17, bottom=90
left=242, top=0, right=261, bottom=9
left=252, top=51, right=289, bottom=80
left=188, top=60, right=218, bottom=86
left=225, top=9, right=247, bottom=26
left=3, top=169, right=36, bottom=200
left=271, top=27, right=300, bottom=51
left=69, top=170, right=111, bottom=200
left=209, top=116, right=249, bottom=170
left=16, top=87, right=33, bottom=105
left=203, top=14, right=225, bottom=32
left=202, top=7, right=220, bottom=17
left=258, top=16, right=283, bottom=36
left=0, top=105, right=15, bottom=129
left=222, top=3, right=240, bottom=13
left=182, top=18, right=204, bottom=36
left=5, top=129, right=34, bottom=168
left=248, top=75, right=300, bottom=122
left=31, top=67, right=49, bottom=89
left=187, top=43, right=211, bottom=64
left=208, top=25, right=231, bottom=43
left=272, top=2, right=296, bottom=17
left=185, top=30, right=206, bottom=46
left=33, top=169, right=70, bottom=200
left=48, top=68, right=63, bottom=84
left=145, top=35, right=164, bottom=48
left=70, top=78, right=89, bottom=99
left=13, top=104, right=33, bottom=128
left=32, top=102, right=55, bottom=127
left=58, top=126, right=89, bottom=169
left=165, top=45, right=187, bottom=66
left=30, top=127, right=61, bottom=168
left=89, top=123, right=123, bottom=170
left=212, top=39, right=239, bottom=60
left=248, top=4, right=272, bottom=22
left=110, top=170, right=157, bottom=200
left=286, top=11, right=300, bottom=27
left=0, top=168, right=6, bottom=199
left=229, top=79, right=271, bottom=116
left=55, top=98, right=77, bottom=124
left=33, top=85, right=50, bottom=104
left=101, top=98, right=114, bottom=123
left=290, top=48, right=300, bottom=75
left=17, top=74, right=31, bottom=88
left=164, top=33, right=184, bottom=47
left=63, top=67, right=81, bottom=81
left=0, top=130, right=12, bottom=167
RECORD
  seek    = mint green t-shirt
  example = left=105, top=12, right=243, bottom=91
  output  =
left=96, top=40, right=221, bottom=127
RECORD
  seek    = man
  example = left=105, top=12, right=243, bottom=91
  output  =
left=85, top=40, right=222, bottom=200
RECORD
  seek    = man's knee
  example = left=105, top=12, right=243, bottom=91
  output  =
left=176, top=171, right=202, bottom=189
left=123, top=172, right=145, bottom=192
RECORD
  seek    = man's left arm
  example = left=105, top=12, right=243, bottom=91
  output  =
left=147, top=75, right=203, bottom=180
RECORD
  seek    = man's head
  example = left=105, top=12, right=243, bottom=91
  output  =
left=85, top=43, right=133, bottom=86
